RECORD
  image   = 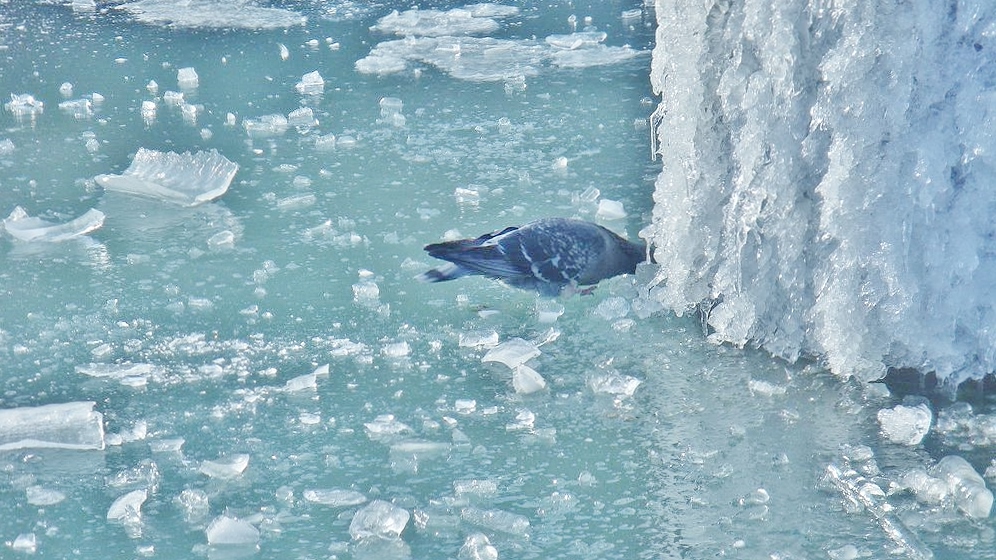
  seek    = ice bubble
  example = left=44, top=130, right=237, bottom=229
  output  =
left=459, top=533, right=498, bottom=560
left=26, top=486, right=66, bottom=506
left=596, top=199, right=627, bottom=220
left=243, top=114, right=288, bottom=137
left=5, top=93, right=44, bottom=120
left=482, top=338, right=541, bottom=368
left=10, top=533, right=36, bottom=554
left=119, top=0, right=306, bottom=30
left=287, top=107, right=317, bottom=127
left=878, top=401, right=932, bottom=446
left=205, top=515, right=259, bottom=546
left=283, top=372, right=317, bottom=392
left=460, top=507, right=530, bottom=536
left=303, top=489, right=367, bottom=507
left=512, top=364, right=546, bottom=394
left=594, top=296, right=630, bottom=320
left=199, top=454, right=249, bottom=479
left=107, top=489, right=148, bottom=521
left=177, top=67, right=198, bottom=88
left=932, top=455, right=993, bottom=518
left=59, top=82, right=73, bottom=97
left=94, top=148, right=239, bottom=206
left=0, top=401, right=104, bottom=451
left=295, top=70, right=324, bottom=95
left=3, top=206, right=105, bottom=242
left=349, top=500, right=410, bottom=540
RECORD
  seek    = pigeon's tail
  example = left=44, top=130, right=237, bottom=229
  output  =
left=415, top=262, right=469, bottom=283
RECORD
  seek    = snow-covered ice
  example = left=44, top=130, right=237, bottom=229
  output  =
left=94, top=148, right=238, bottom=206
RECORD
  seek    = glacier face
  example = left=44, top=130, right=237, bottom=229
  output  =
left=646, top=0, right=996, bottom=383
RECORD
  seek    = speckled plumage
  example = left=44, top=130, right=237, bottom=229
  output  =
left=416, top=218, right=647, bottom=296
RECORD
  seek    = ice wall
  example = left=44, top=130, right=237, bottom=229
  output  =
left=646, top=0, right=996, bottom=383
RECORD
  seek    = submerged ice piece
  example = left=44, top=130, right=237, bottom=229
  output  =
left=3, top=206, right=105, bottom=242
left=417, top=218, right=647, bottom=296
left=94, top=148, right=238, bottom=206
left=0, top=402, right=105, bottom=451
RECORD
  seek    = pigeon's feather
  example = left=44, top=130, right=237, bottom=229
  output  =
left=417, top=218, right=647, bottom=296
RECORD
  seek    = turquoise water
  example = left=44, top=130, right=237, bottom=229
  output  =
left=0, top=2, right=993, bottom=559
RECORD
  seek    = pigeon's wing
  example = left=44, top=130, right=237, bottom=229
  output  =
left=509, top=220, right=605, bottom=285
left=422, top=226, right=530, bottom=279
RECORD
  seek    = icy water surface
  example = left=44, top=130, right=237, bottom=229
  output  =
left=1, top=1, right=995, bottom=559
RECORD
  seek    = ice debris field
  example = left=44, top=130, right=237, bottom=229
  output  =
left=2, top=1, right=996, bottom=559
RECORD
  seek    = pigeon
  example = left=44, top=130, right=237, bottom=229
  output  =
left=416, top=218, right=647, bottom=296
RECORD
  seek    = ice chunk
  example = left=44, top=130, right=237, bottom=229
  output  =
left=596, top=199, right=627, bottom=220
left=26, top=486, right=66, bottom=506
left=278, top=43, right=290, bottom=60
left=118, top=0, right=306, bottom=29
left=349, top=500, right=410, bottom=540
left=295, top=71, right=324, bottom=95
left=199, top=454, right=249, bottom=479
left=94, top=148, right=238, bottom=206
left=588, top=373, right=641, bottom=397
left=454, top=479, right=498, bottom=497
left=177, top=67, right=198, bottom=89
left=287, top=107, right=317, bottom=127
left=459, top=533, right=498, bottom=560
left=594, top=296, right=630, bottom=320
left=932, top=455, right=993, bottom=518
left=205, top=515, right=259, bottom=545
left=3, top=206, right=104, bottom=242
left=548, top=44, right=646, bottom=68
left=5, top=93, right=44, bottom=120
left=482, top=338, right=540, bottom=368
left=382, top=341, right=411, bottom=358
left=58, top=98, right=92, bottom=119
left=545, top=31, right=607, bottom=50
left=302, top=489, right=367, bottom=507
left=0, top=138, right=14, bottom=156
left=314, top=133, right=337, bottom=151
left=76, top=362, right=162, bottom=386
left=283, top=372, right=317, bottom=392
left=9, top=533, right=36, bottom=554
left=878, top=402, right=932, bottom=446
left=512, top=364, right=546, bottom=394
left=459, top=330, right=500, bottom=349
left=460, top=507, right=530, bottom=536
left=175, top=489, right=209, bottom=523
left=370, top=6, right=519, bottom=37
left=0, top=401, right=104, bottom=451
left=243, top=114, right=288, bottom=137
left=107, top=489, right=148, bottom=521
left=364, top=414, right=412, bottom=437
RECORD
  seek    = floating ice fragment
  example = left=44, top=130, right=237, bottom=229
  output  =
left=205, top=515, right=259, bottom=545
left=118, top=0, right=306, bottom=29
left=5, top=94, right=44, bottom=120
left=364, top=414, right=412, bottom=437
left=545, top=31, right=607, bottom=50
left=149, top=438, right=185, bottom=453
left=76, top=363, right=162, bottom=386
left=283, top=372, right=317, bottom=392
left=177, top=67, right=198, bottom=89
left=596, top=199, right=627, bottom=220
left=932, top=455, right=993, bottom=518
left=878, top=402, right=932, bottom=446
left=303, top=489, right=367, bottom=507
left=107, top=489, right=148, bottom=521
left=382, top=341, right=411, bottom=358
left=506, top=409, right=535, bottom=431
left=0, top=138, right=14, bottom=155
left=747, top=378, right=787, bottom=397
left=287, top=107, right=317, bottom=127
left=459, top=533, right=498, bottom=560
left=482, top=338, right=540, bottom=368
left=207, top=230, right=235, bottom=250
left=3, top=206, right=104, bottom=242
left=512, top=364, right=546, bottom=394
left=26, top=486, right=66, bottom=506
left=349, top=500, right=410, bottom=540
left=548, top=44, right=646, bottom=69
left=314, top=134, right=337, bottom=151
left=594, top=296, right=630, bottom=320
left=0, top=401, right=104, bottom=451
left=295, top=71, right=324, bottom=95
left=370, top=6, right=519, bottom=37
left=278, top=43, right=289, bottom=60
left=552, top=156, right=568, bottom=170
left=176, top=489, right=209, bottom=523
left=162, top=90, right=183, bottom=106
left=243, top=114, right=288, bottom=137
left=199, top=454, right=249, bottom=479
left=95, top=148, right=238, bottom=206
left=9, top=533, right=36, bottom=554
left=454, top=479, right=498, bottom=497
left=460, top=507, right=530, bottom=536
left=588, top=373, right=641, bottom=397
left=59, top=82, right=73, bottom=97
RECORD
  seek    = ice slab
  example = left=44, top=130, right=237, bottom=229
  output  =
left=26, top=486, right=67, bottom=506
left=205, top=515, right=259, bottom=545
left=10, top=533, right=37, bottom=554
left=243, top=114, right=288, bottom=137
left=295, top=71, right=324, bottom=95
left=0, top=402, right=105, bottom=451
left=117, top=0, right=306, bottom=29
left=4, top=93, right=43, bottom=120
left=512, top=364, right=546, bottom=394
left=932, top=456, right=993, bottom=518
left=349, top=500, right=410, bottom=540
left=302, top=489, right=367, bottom=507
left=3, top=206, right=105, bottom=242
left=878, top=402, right=932, bottom=446
left=94, top=148, right=238, bottom=207
left=177, top=67, right=199, bottom=89
left=199, top=454, right=249, bottom=479
left=460, top=507, right=530, bottom=536
left=482, top=338, right=540, bottom=368
left=459, top=533, right=498, bottom=560
left=107, top=489, right=148, bottom=521
left=370, top=5, right=519, bottom=37
left=283, top=372, right=317, bottom=392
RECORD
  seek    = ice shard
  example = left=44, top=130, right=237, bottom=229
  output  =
left=3, top=206, right=105, bottom=242
left=94, top=148, right=238, bottom=207
left=0, top=402, right=105, bottom=451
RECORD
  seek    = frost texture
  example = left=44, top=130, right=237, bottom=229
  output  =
left=95, top=148, right=238, bottom=207
left=646, top=0, right=996, bottom=383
